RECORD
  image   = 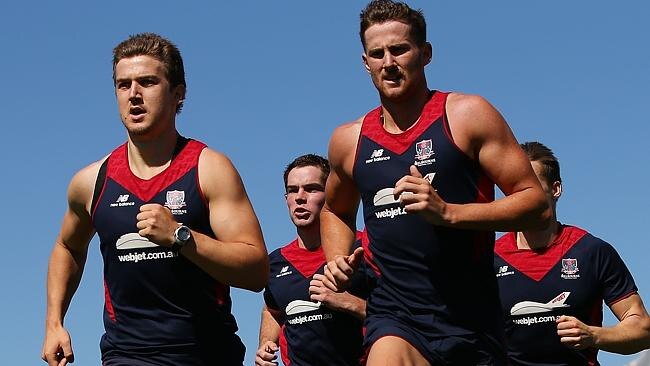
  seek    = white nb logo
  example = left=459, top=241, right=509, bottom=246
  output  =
left=370, top=149, right=384, bottom=158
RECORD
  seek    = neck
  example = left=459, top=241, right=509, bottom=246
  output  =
left=517, top=217, right=560, bottom=250
left=296, top=223, right=321, bottom=251
left=380, top=86, right=430, bottom=133
left=127, top=129, right=179, bottom=179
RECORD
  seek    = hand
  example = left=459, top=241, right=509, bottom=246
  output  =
left=394, top=165, right=448, bottom=225
left=310, top=273, right=348, bottom=311
left=323, top=247, right=364, bottom=292
left=557, top=315, right=596, bottom=350
left=42, top=325, right=74, bottom=365
left=255, top=341, right=279, bottom=366
left=136, top=204, right=178, bottom=247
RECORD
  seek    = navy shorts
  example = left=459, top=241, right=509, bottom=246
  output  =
left=364, top=315, right=506, bottom=366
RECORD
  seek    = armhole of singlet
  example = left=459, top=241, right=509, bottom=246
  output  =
left=350, top=120, right=365, bottom=182
left=90, top=158, right=109, bottom=217
left=441, top=96, right=478, bottom=162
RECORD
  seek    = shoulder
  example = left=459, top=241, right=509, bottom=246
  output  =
left=446, top=93, right=505, bottom=132
left=68, top=157, right=108, bottom=209
left=329, top=118, right=363, bottom=167
left=197, top=148, right=244, bottom=195
left=198, top=147, right=236, bottom=171
left=330, top=118, right=363, bottom=149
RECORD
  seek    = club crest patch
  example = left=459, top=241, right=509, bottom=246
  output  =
left=561, top=258, right=580, bottom=279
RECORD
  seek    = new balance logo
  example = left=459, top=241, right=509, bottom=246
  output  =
left=496, top=265, right=514, bottom=277
left=276, top=265, right=293, bottom=278
left=110, top=194, right=135, bottom=207
left=366, top=149, right=390, bottom=164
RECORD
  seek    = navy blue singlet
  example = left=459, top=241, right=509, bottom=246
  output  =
left=92, top=137, right=244, bottom=366
left=263, top=234, right=368, bottom=366
left=495, top=225, right=637, bottom=366
left=353, top=91, right=505, bottom=365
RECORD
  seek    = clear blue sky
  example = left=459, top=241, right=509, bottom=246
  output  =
left=1, top=1, right=648, bottom=365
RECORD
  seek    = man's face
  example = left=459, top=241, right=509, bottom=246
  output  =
left=285, top=165, right=326, bottom=228
left=114, top=55, right=184, bottom=140
left=362, top=21, right=431, bottom=102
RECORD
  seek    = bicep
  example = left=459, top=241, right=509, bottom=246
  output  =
left=450, top=95, right=539, bottom=196
left=325, top=123, right=361, bottom=219
left=610, top=294, right=649, bottom=322
left=200, top=150, right=264, bottom=246
left=55, top=167, right=98, bottom=255
left=477, top=111, right=539, bottom=196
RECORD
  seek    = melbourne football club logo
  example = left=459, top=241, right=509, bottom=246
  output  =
left=415, top=139, right=434, bottom=160
left=561, top=258, right=580, bottom=279
left=165, top=190, right=186, bottom=210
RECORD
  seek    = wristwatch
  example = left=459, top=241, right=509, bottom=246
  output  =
left=172, top=225, right=191, bottom=252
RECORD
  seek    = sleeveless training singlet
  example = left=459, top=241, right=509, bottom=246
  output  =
left=353, top=91, right=505, bottom=364
left=495, top=225, right=637, bottom=366
left=92, top=137, right=244, bottom=366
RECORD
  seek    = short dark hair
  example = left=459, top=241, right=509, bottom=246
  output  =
left=359, top=0, right=427, bottom=50
left=520, top=141, right=562, bottom=185
left=112, top=33, right=186, bottom=113
left=283, top=154, right=330, bottom=191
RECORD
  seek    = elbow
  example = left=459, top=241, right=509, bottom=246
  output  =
left=525, top=194, right=552, bottom=231
left=246, top=255, right=270, bottom=293
left=639, top=316, right=650, bottom=351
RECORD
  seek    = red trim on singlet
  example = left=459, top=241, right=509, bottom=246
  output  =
left=495, top=225, right=589, bottom=282
left=361, top=230, right=381, bottom=276
left=360, top=91, right=449, bottom=154
left=194, top=152, right=210, bottom=210
left=91, top=166, right=109, bottom=221
left=106, top=140, right=207, bottom=202
left=103, top=279, right=117, bottom=322
left=475, top=171, right=495, bottom=203
left=280, top=239, right=325, bottom=278
left=214, top=282, right=227, bottom=306
left=279, top=324, right=290, bottom=366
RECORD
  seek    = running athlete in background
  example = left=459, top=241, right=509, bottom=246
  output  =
left=494, top=141, right=650, bottom=365
left=256, top=154, right=368, bottom=366
left=42, top=33, right=268, bottom=366
left=320, top=1, right=551, bottom=365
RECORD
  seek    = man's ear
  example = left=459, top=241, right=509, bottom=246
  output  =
left=362, top=53, right=371, bottom=73
left=552, top=181, right=562, bottom=201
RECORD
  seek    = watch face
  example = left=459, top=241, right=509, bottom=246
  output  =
left=177, top=226, right=191, bottom=242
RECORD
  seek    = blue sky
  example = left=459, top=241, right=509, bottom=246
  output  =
left=1, top=1, right=648, bottom=365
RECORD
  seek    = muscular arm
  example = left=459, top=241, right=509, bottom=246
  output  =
left=256, top=305, right=281, bottom=366
left=321, top=121, right=362, bottom=260
left=258, top=305, right=281, bottom=346
left=43, top=162, right=100, bottom=365
left=183, top=148, right=268, bottom=291
left=398, top=94, right=550, bottom=231
left=557, top=293, right=650, bottom=354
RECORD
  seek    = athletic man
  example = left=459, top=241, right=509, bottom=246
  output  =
left=320, top=1, right=551, bottom=365
left=256, top=154, right=367, bottom=366
left=42, top=33, right=268, bottom=366
left=494, top=141, right=650, bottom=365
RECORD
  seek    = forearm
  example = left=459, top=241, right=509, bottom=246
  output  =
left=180, top=230, right=269, bottom=292
left=333, top=293, right=366, bottom=320
left=46, top=243, right=86, bottom=327
left=259, top=307, right=281, bottom=346
left=592, top=316, right=650, bottom=354
left=443, top=187, right=550, bottom=232
left=320, top=206, right=357, bottom=260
